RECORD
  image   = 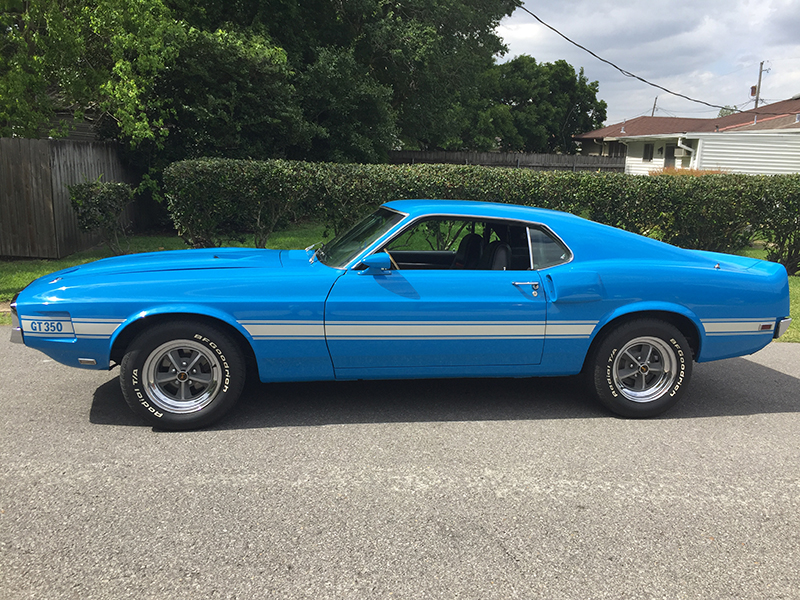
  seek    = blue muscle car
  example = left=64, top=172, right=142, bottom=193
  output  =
left=10, top=200, right=792, bottom=429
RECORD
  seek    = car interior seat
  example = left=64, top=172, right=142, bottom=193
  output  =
left=477, top=241, right=512, bottom=270
left=452, top=233, right=484, bottom=269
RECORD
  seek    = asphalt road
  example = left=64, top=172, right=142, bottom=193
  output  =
left=1, top=330, right=799, bottom=600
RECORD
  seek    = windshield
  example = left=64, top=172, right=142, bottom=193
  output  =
left=318, top=207, right=405, bottom=268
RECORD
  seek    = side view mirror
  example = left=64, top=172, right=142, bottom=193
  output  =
left=359, top=252, right=392, bottom=275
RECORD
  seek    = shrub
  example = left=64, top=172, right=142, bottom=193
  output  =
left=650, top=174, right=760, bottom=252
left=761, top=174, right=800, bottom=275
left=68, top=178, right=134, bottom=255
left=163, top=158, right=316, bottom=247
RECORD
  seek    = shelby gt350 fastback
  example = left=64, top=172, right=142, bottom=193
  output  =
left=11, top=200, right=792, bottom=429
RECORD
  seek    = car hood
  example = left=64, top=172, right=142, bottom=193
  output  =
left=50, top=247, right=288, bottom=279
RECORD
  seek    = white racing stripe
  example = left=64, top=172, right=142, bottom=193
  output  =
left=544, top=321, right=596, bottom=339
left=325, top=321, right=546, bottom=341
left=72, top=318, right=125, bottom=339
left=239, top=320, right=325, bottom=340
left=702, top=318, right=775, bottom=336
left=237, top=319, right=605, bottom=342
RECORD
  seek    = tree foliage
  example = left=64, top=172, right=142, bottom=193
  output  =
left=147, top=27, right=308, bottom=164
left=463, top=56, right=607, bottom=153
left=2, top=0, right=608, bottom=167
left=0, top=0, right=184, bottom=142
left=294, top=46, right=397, bottom=163
left=164, top=0, right=519, bottom=151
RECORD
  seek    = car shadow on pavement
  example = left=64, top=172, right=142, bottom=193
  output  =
left=88, top=354, right=800, bottom=430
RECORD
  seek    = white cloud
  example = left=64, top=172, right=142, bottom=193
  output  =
left=498, top=0, right=800, bottom=124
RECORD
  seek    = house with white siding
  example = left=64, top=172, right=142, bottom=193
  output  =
left=574, top=97, right=800, bottom=175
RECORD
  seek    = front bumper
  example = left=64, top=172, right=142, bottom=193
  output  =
left=9, top=293, right=22, bottom=344
left=775, top=317, right=792, bottom=339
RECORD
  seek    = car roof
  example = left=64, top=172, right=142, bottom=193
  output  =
left=383, top=199, right=579, bottom=225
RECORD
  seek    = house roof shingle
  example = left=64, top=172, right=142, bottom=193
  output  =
left=575, top=97, right=800, bottom=139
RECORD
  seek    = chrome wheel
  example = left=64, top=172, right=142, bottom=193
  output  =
left=612, top=336, right=676, bottom=403
left=142, top=339, right=222, bottom=414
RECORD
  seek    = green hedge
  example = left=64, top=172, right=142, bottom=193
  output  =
left=163, top=159, right=800, bottom=274
left=163, top=158, right=318, bottom=247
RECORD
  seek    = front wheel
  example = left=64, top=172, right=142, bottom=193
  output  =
left=589, top=319, right=693, bottom=418
left=120, top=320, right=246, bottom=430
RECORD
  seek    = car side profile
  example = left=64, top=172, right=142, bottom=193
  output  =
left=11, top=200, right=792, bottom=429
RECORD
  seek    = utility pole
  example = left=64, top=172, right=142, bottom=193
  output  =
left=651, top=96, right=658, bottom=117
left=755, top=61, right=764, bottom=109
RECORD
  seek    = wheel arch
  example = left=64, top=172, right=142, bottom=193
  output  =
left=582, top=308, right=702, bottom=372
left=110, top=311, right=257, bottom=369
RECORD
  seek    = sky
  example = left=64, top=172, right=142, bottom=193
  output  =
left=497, top=0, right=800, bottom=126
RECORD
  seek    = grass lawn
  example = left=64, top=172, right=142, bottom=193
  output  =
left=786, top=277, right=800, bottom=343
left=1, top=226, right=797, bottom=343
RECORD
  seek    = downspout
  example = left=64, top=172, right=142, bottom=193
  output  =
left=677, top=137, right=695, bottom=169
left=619, top=140, right=631, bottom=174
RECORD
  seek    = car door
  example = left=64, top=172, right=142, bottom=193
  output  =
left=323, top=216, right=547, bottom=378
left=324, top=268, right=546, bottom=376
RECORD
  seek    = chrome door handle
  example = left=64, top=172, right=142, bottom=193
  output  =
left=512, top=281, right=540, bottom=296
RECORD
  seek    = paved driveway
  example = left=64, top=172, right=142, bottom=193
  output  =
left=1, top=332, right=799, bottom=599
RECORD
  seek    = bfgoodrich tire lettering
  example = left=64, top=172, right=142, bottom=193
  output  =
left=120, top=320, right=245, bottom=430
left=590, top=319, right=693, bottom=418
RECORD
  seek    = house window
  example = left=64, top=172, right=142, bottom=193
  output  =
left=643, top=143, right=654, bottom=162
left=607, top=141, right=627, bottom=158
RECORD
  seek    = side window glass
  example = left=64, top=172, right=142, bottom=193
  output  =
left=529, top=227, right=571, bottom=269
left=381, top=217, right=536, bottom=271
left=386, top=218, right=473, bottom=252
left=383, top=218, right=478, bottom=270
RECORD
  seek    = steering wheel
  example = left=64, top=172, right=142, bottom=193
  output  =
left=385, top=250, right=400, bottom=270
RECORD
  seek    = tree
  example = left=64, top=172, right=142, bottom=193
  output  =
left=163, top=0, right=519, bottom=151
left=145, top=27, right=309, bottom=164
left=1, top=0, right=101, bottom=137
left=1, top=0, right=184, bottom=143
left=540, top=60, right=607, bottom=153
left=2, top=1, right=606, bottom=163
left=294, top=47, right=397, bottom=163
left=351, top=0, right=519, bottom=150
left=462, top=56, right=607, bottom=153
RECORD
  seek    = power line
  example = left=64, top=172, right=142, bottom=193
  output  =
left=517, top=5, right=735, bottom=112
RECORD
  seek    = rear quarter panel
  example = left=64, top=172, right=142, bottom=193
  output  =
left=538, top=256, right=789, bottom=373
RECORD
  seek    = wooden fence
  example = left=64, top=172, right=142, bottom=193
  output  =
left=389, top=150, right=625, bottom=172
left=0, top=138, right=134, bottom=258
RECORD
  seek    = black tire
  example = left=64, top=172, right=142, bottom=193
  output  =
left=589, top=319, right=692, bottom=418
left=120, top=320, right=246, bottom=430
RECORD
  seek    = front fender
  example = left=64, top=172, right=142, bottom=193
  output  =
left=110, top=304, right=255, bottom=356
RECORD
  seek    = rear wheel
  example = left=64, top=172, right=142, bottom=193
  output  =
left=589, top=319, right=692, bottom=417
left=120, top=320, right=245, bottom=430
